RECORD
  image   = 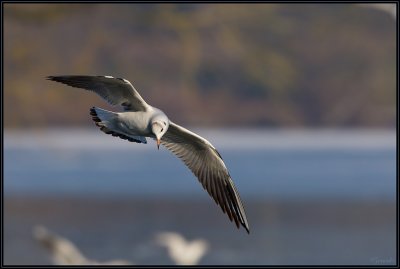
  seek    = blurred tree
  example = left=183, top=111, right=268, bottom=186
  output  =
left=3, top=3, right=396, bottom=128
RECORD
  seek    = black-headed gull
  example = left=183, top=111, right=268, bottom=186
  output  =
left=47, top=75, right=249, bottom=233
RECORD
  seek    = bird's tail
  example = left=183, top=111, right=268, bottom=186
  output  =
left=89, top=107, right=117, bottom=127
left=89, top=107, right=146, bottom=144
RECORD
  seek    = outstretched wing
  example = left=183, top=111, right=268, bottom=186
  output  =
left=161, top=122, right=250, bottom=233
left=47, top=75, right=148, bottom=111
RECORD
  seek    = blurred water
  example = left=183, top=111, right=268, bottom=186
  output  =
left=3, top=128, right=397, bottom=265
left=4, top=128, right=396, bottom=201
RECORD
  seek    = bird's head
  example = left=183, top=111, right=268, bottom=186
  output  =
left=151, top=116, right=169, bottom=150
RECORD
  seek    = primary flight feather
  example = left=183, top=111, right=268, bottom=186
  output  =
left=47, top=75, right=250, bottom=233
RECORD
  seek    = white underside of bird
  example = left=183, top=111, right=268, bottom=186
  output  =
left=47, top=75, right=249, bottom=233
left=33, top=226, right=131, bottom=265
left=155, top=231, right=209, bottom=265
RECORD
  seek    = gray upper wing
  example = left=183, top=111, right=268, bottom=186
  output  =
left=161, top=122, right=250, bottom=233
left=47, top=75, right=148, bottom=111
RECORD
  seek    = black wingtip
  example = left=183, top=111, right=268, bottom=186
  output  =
left=237, top=220, right=250, bottom=234
left=89, top=107, right=101, bottom=123
left=46, top=76, right=62, bottom=82
left=241, top=217, right=250, bottom=234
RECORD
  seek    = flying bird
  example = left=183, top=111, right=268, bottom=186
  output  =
left=47, top=75, right=249, bottom=233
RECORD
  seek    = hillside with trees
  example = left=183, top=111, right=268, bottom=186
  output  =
left=3, top=4, right=396, bottom=128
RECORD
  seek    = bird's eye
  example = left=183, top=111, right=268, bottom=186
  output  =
left=161, top=128, right=164, bottom=132
left=163, top=121, right=166, bottom=126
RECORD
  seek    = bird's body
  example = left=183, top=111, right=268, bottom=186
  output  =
left=33, top=226, right=132, bottom=265
left=93, top=107, right=165, bottom=143
left=117, top=111, right=153, bottom=135
left=47, top=75, right=249, bottom=233
left=155, top=232, right=209, bottom=265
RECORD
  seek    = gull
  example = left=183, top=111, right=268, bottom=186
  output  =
left=47, top=75, right=250, bottom=233
left=33, top=226, right=131, bottom=265
left=155, top=231, right=209, bottom=265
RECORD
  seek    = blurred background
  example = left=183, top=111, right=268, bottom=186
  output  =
left=3, top=3, right=396, bottom=265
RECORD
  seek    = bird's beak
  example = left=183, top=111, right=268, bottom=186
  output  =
left=157, top=138, right=161, bottom=150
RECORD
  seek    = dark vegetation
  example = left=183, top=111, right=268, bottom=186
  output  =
left=4, top=4, right=395, bottom=128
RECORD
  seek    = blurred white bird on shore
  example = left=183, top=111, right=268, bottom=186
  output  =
left=33, top=226, right=209, bottom=265
left=155, top=231, right=209, bottom=265
left=33, top=226, right=131, bottom=265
